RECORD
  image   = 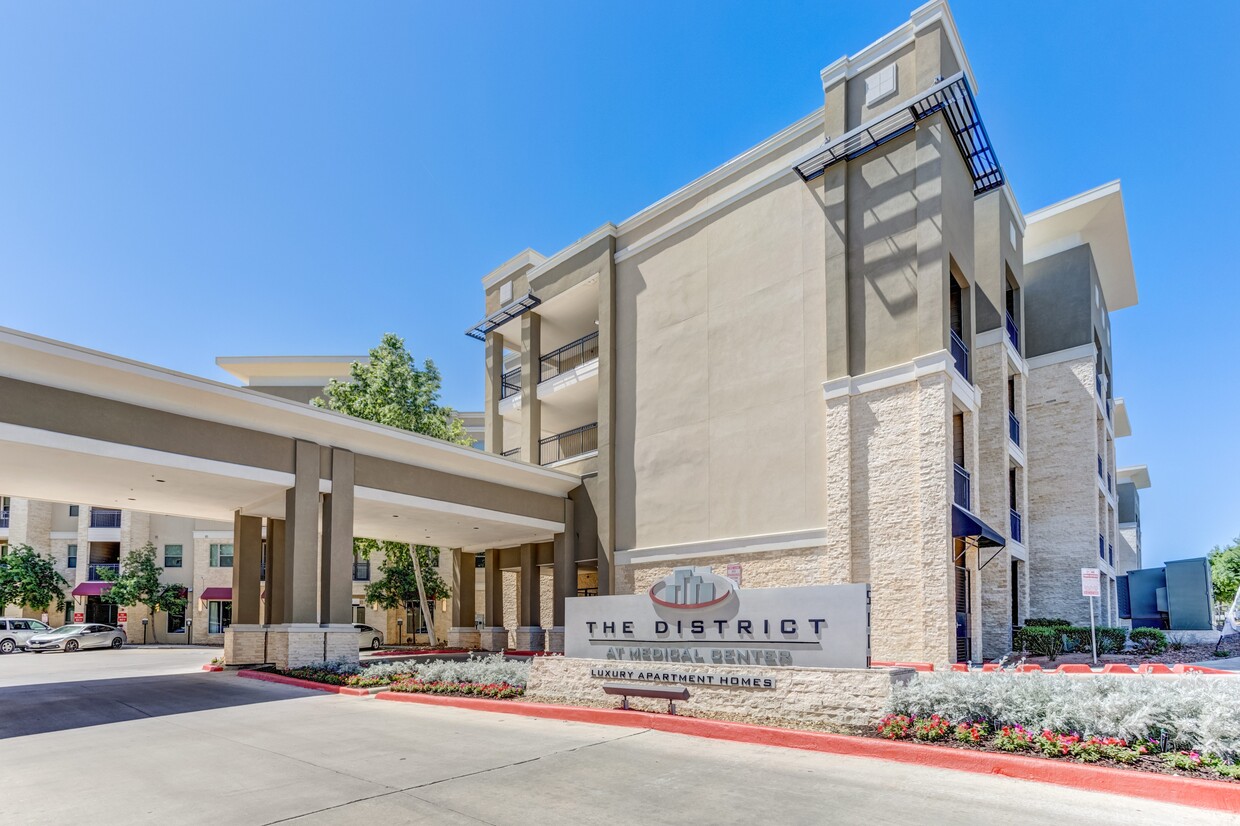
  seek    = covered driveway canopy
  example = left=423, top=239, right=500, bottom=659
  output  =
left=0, top=326, right=579, bottom=552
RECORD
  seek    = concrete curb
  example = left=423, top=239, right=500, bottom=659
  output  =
left=373, top=692, right=1240, bottom=813
left=201, top=664, right=223, bottom=672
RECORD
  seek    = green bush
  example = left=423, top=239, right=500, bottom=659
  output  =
left=1014, top=626, right=1064, bottom=660
left=1097, top=627, right=1127, bottom=654
left=1130, top=627, right=1168, bottom=655
left=1024, top=618, right=1071, bottom=628
left=1060, top=626, right=1127, bottom=654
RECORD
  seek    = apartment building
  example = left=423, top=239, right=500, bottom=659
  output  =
left=463, top=0, right=1148, bottom=664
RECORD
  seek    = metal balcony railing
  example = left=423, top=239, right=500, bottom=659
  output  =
left=540, top=423, right=598, bottom=465
left=500, top=447, right=520, bottom=458
left=953, top=463, right=971, bottom=510
left=577, top=587, right=599, bottom=597
left=949, top=329, right=970, bottom=382
left=88, top=562, right=120, bottom=581
left=1008, top=411, right=1020, bottom=447
left=90, top=509, right=122, bottom=528
left=1097, top=455, right=1104, bottom=479
left=1108, top=472, right=1113, bottom=492
left=353, top=561, right=370, bottom=581
left=1108, top=543, right=1114, bottom=567
left=1099, top=535, right=1106, bottom=561
left=1005, top=311, right=1019, bottom=351
left=0, top=508, right=8, bottom=528
left=500, top=367, right=521, bottom=399
left=1010, top=509, right=1022, bottom=544
left=1095, top=373, right=1103, bottom=399
left=540, top=331, right=599, bottom=382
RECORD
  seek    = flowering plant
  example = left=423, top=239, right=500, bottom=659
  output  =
left=877, top=714, right=913, bottom=740
left=912, top=714, right=951, bottom=742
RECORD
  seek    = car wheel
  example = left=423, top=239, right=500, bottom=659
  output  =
left=372, top=638, right=381, bottom=650
left=110, top=637, right=123, bottom=649
left=0, top=639, right=14, bottom=655
left=65, top=639, right=79, bottom=653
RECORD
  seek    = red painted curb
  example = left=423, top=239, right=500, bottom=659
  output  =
left=237, top=669, right=352, bottom=694
left=373, top=692, right=1240, bottom=813
left=201, top=664, right=223, bottom=672
left=1173, top=664, right=1232, bottom=675
left=1102, top=664, right=1136, bottom=674
left=1055, top=664, right=1093, bottom=673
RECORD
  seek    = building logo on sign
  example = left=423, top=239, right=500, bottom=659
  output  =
left=648, top=566, right=736, bottom=609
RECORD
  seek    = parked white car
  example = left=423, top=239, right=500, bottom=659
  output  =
left=355, top=624, right=384, bottom=650
left=26, top=623, right=126, bottom=652
left=0, top=618, right=53, bottom=653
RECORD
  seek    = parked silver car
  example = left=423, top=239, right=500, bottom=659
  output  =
left=26, top=623, right=126, bottom=652
left=355, top=623, right=384, bottom=650
left=0, top=618, right=53, bottom=653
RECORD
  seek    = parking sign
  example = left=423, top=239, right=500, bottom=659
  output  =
left=1081, top=568, right=1101, bottom=598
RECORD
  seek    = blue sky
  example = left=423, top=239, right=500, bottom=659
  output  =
left=1, top=2, right=1236, bottom=567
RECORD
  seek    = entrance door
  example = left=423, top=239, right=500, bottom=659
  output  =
left=954, top=566, right=972, bottom=663
left=84, top=595, right=118, bottom=625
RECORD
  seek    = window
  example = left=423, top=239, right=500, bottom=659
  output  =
left=353, top=605, right=366, bottom=624
left=69, top=505, right=79, bottom=517
left=499, top=280, right=513, bottom=304
left=164, top=544, right=183, bottom=568
left=207, top=600, right=232, bottom=634
left=9, top=620, right=30, bottom=631
left=167, top=608, right=185, bottom=634
left=67, top=544, right=77, bottom=569
left=865, top=63, right=897, bottom=105
left=209, top=543, right=234, bottom=568
left=1009, top=222, right=1017, bottom=248
left=0, top=542, right=7, bottom=558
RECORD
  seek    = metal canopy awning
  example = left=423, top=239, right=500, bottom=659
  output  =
left=71, top=582, right=113, bottom=597
left=465, top=293, right=541, bottom=341
left=951, top=504, right=1005, bottom=550
left=793, top=72, right=1004, bottom=195
left=199, top=587, right=232, bottom=602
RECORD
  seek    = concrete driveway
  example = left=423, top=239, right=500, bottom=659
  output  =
left=0, top=648, right=1229, bottom=825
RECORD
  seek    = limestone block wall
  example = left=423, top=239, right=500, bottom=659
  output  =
left=618, top=546, right=832, bottom=598
left=8, top=498, right=53, bottom=556
left=191, top=535, right=236, bottom=645
left=974, top=342, right=1017, bottom=658
left=525, top=657, right=914, bottom=733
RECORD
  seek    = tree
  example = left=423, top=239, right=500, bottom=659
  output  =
left=99, top=542, right=188, bottom=643
left=1209, top=537, right=1240, bottom=611
left=0, top=544, right=70, bottom=615
left=313, top=333, right=469, bottom=611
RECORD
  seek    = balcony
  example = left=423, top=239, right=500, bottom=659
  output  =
left=88, top=562, right=119, bottom=581
left=500, top=447, right=520, bottom=458
left=949, top=329, right=970, bottom=382
left=1008, top=411, right=1021, bottom=447
left=540, top=422, right=598, bottom=466
left=1099, top=534, right=1105, bottom=561
left=1005, top=312, right=1019, bottom=351
left=540, top=331, right=599, bottom=382
left=353, top=561, right=370, bottom=581
left=500, top=367, right=521, bottom=400
left=1010, top=509, right=1022, bottom=544
left=1107, top=471, right=1113, bottom=492
left=953, top=464, right=971, bottom=510
left=1108, top=543, right=1114, bottom=567
left=1097, top=455, right=1104, bottom=480
left=0, top=508, right=8, bottom=528
left=90, top=509, right=122, bottom=528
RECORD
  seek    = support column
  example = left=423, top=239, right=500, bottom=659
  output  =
left=224, top=512, right=265, bottom=665
left=266, top=518, right=286, bottom=626
left=447, top=549, right=479, bottom=649
left=520, top=312, right=541, bottom=464
left=318, top=447, right=356, bottom=663
left=479, top=548, right=508, bottom=651
left=549, top=499, right=575, bottom=652
left=515, top=543, right=544, bottom=652
left=485, top=330, right=504, bottom=454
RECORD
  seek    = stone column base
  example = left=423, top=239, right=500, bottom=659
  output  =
left=478, top=626, right=510, bottom=651
left=446, top=626, right=481, bottom=650
left=264, top=624, right=359, bottom=669
left=545, top=626, right=565, bottom=653
left=513, top=626, right=545, bottom=653
left=224, top=624, right=269, bottom=666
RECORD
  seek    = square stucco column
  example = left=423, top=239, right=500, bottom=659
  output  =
left=447, top=549, right=479, bottom=649
left=231, top=512, right=263, bottom=625
left=478, top=548, right=507, bottom=651
left=520, top=311, right=542, bottom=463
left=549, top=499, right=575, bottom=653
left=320, top=448, right=354, bottom=627
left=515, top=543, right=544, bottom=652
left=282, top=440, right=321, bottom=625
left=265, top=518, right=285, bottom=625
left=484, top=331, right=504, bottom=455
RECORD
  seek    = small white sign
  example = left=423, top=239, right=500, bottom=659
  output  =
left=1081, top=568, right=1101, bottom=598
left=725, top=563, right=742, bottom=587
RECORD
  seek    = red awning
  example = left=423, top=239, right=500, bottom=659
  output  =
left=199, top=587, right=232, bottom=602
left=71, top=582, right=113, bottom=597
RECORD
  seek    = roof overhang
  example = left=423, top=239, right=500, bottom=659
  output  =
left=482, top=249, right=546, bottom=289
left=793, top=72, right=1003, bottom=196
left=215, top=356, right=366, bottom=387
left=1117, top=465, right=1151, bottom=490
left=1024, top=181, right=1136, bottom=311
left=1113, top=397, right=1132, bottom=437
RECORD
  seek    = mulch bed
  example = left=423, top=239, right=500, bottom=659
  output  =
left=1015, top=640, right=1232, bottom=668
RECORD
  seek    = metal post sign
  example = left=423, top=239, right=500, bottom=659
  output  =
left=1081, top=568, right=1101, bottom=597
left=565, top=566, right=870, bottom=669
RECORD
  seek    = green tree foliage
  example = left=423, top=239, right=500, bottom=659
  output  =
left=99, top=542, right=187, bottom=643
left=313, top=333, right=470, bottom=601
left=1210, top=537, right=1240, bottom=610
left=0, top=544, right=70, bottom=612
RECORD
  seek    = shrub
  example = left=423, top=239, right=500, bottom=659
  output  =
left=877, top=714, right=913, bottom=739
left=912, top=714, right=951, bottom=741
left=1215, top=650, right=1232, bottom=658
left=405, top=653, right=530, bottom=688
left=1014, top=626, right=1064, bottom=660
left=1097, top=627, right=1127, bottom=655
left=1129, top=627, right=1168, bottom=655
left=1166, top=633, right=1186, bottom=652
left=1059, top=626, right=1127, bottom=655
left=1024, top=618, right=1072, bottom=628
left=389, top=679, right=523, bottom=700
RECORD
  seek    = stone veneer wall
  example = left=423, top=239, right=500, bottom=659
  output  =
left=974, top=342, right=1016, bottom=659
left=525, top=657, right=914, bottom=734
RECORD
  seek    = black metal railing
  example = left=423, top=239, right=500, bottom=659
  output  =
left=1095, top=373, right=1103, bottom=399
left=88, top=562, right=120, bottom=580
left=500, top=367, right=521, bottom=399
left=1097, top=455, right=1104, bottom=479
left=1099, top=534, right=1106, bottom=560
left=1008, top=411, right=1020, bottom=447
left=953, top=463, right=971, bottom=510
left=1010, top=509, right=1022, bottom=544
left=353, top=561, right=370, bottom=581
left=0, top=508, right=8, bottom=528
left=949, top=329, right=970, bottom=382
left=540, top=331, right=599, bottom=382
left=577, top=587, right=599, bottom=597
left=540, top=423, right=598, bottom=465
left=1005, top=312, right=1019, bottom=351
left=500, top=447, right=520, bottom=458
left=90, top=509, right=122, bottom=528
left=1108, top=471, right=1112, bottom=492
left=1108, top=543, right=1114, bottom=567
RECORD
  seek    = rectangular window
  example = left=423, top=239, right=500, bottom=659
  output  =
left=865, top=63, right=897, bottom=105
left=208, top=600, right=232, bottom=634
left=164, top=544, right=183, bottom=568
left=209, top=543, right=234, bottom=568
left=167, top=609, right=186, bottom=634
left=69, top=505, right=79, bottom=517
left=67, top=544, right=77, bottom=569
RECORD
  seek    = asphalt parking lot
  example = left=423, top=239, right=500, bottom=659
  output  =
left=0, top=648, right=1229, bottom=825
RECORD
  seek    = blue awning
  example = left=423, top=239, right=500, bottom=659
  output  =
left=952, top=504, right=1005, bottom=549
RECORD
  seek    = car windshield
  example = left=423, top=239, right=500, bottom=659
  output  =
left=46, top=625, right=86, bottom=635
